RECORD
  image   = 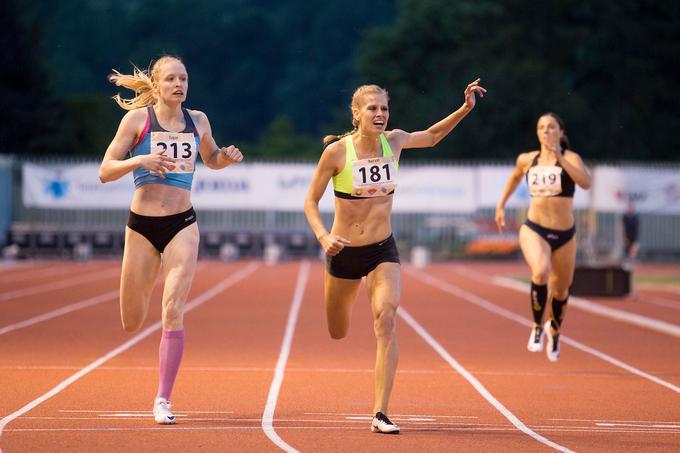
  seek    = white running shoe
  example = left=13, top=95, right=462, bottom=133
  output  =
left=153, top=397, right=176, bottom=425
left=527, top=324, right=544, bottom=352
left=544, top=321, right=560, bottom=362
left=371, top=412, right=400, bottom=434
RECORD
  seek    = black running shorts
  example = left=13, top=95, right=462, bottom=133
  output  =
left=326, top=234, right=400, bottom=279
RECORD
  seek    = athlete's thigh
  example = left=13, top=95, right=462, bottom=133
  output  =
left=120, top=227, right=161, bottom=312
left=519, top=224, right=552, bottom=276
left=324, top=271, right=362, bottom=329
left=550, top=237, right=576, bottom=289
left=161, top=223, right=200, bottom=304
left=366, top=262, right=401, bottom=317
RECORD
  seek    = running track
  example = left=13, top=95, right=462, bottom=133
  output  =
left=1, top=260, right=678, bottom=452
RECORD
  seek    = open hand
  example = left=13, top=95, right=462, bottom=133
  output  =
left=464, top=78, right=487, bottom=110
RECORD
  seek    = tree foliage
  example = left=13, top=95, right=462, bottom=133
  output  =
left=3, top=0, right=678, bottom=161
left=358, top=0, right=680, bottom=161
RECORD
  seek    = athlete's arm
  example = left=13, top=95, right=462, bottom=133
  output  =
left=194, top=111, right=243, bottom=170
left=99, top=109, right=175, bottom=183
left=558, top=151, right=592, bottom=190
left=495, top=153, right=531, bottom=232
left=303, top=143, right=351, bottom=256
left=390, top=79, right=486, bottom=150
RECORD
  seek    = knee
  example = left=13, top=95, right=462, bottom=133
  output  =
left=552, top=287, right=570, bottom=300
left=121, top=317, right=143, bottom=332
left=328, top=328, right=347, bottom=340
left=373, top=308, right=396, bottom=340
left=162, top=301, right=184, bottom=329
left=532, top=268, right=550, bottom=285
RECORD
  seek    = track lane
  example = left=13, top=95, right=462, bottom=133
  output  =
left=2, top=263, right=286, bottom=451
left=403, top=264, right=680, bottom=452
left=272, top=261, right=562, bottom=452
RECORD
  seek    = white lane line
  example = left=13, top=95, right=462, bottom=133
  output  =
left=398, top=307, right=575, bottom=453
left=0, top=290, right=119, bottom=336
left=551, top=418, right=680, bottom=424
left=4, top=423, right=680, bottom=435
left=595, top=422, right=680, bottom=428
left=59, top=409, right=234, bottom=414
left=261, top=260, right=309, bottom=453
left=304, top=412, right=478, bottom=419
left=0, top=261, right=48, bottom=272
left=640, top=294, right=680, bottom=311
left=0, top=262, right=260, bottom=439
left=493, top=276, right=680, bottom=338
left=0, top=267, right=120, bottom=302
left=409, top=270, right=680, bottom=394
left=0, top=263, right=105, bottom=284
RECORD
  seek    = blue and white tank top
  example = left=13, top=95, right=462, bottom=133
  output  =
left=130, top=106, right=200, bottom=190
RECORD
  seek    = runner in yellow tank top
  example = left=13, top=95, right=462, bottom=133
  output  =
left=304, top=79, right=486, bottom=434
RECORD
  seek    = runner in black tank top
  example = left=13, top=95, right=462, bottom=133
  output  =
left=495, top=113, right=591, bottom=362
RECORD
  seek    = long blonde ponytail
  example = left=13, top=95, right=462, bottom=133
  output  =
left=108, top=55, right=183, bottom=110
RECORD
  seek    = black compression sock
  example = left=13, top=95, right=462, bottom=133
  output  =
left=530, top=282, right=548, bottom=326
left=550, top=296, right=569, bottom=331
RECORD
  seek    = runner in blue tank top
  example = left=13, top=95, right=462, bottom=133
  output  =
left=99, top=55, right=243, bottom=424
left=495, top=113, right=591, bottom=362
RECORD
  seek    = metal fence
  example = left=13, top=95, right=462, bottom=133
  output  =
left=4, top=157, right=680, bottom=261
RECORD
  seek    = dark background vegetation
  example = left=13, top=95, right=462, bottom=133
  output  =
left=2, top=0, right=678, bottom=161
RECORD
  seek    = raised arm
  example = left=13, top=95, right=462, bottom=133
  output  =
left=195, top=111, right=243, bottom=170
left=393, top=79, right=486, bottom=150
left=495, top=153, right=530, bottom=232
left=303, top=144, right=351, bottom=256
left=558, top=151, right=592, bottom=190
left=99, top=109, right=175, bottom=183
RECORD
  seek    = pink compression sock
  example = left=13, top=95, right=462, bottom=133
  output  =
left=156, top=329, right=185, bottom=400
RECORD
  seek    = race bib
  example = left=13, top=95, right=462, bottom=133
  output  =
left=528, top=165, right=563, bottom=197
left=150, top=131, right=197, bottom=174
left=351, top=156, right=397, bottom=197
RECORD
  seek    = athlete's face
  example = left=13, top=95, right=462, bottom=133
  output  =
left=355, top=93, right=389, bottom=134
left=155, top=60, right=188, bottom=104
left=536, top=115, right=563, bottom=149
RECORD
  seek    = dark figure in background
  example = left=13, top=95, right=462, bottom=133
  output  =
left=622, top=200, right=640, bottom=265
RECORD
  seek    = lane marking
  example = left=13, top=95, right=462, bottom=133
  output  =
left=639, top=294, right=680, bottom=311
left=4, top=425, right=679, bottom=434
left=0, top=267, right=119, bottom=302
left=0, top=262, right=106, bottom=285
left=304, top=412, right=478, bottom=419
left=0, top=290, right=119, bottom=336
left=551, top=417, right=680, bottom=424
left=399, top=307, right=575, bottom=453
left=492, top=275, right=680, bottom=338
left=0, top=262, right=260, bottom=439
left=409, top=269, right=680, bottom=394
left=59, top=409, right=234, bottom=414
left=261, top=260, right=309, bottom=453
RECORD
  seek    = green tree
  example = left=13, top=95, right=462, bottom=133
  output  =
left=358, top=0, right=680, bottom=161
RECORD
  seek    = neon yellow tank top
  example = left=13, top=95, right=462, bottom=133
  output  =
left=333, top=133, right=399, bottom=199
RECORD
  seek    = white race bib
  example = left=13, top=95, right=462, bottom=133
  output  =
left=150, top=131, right=197, bottom=174
left=528, top=165, right=563, bottom=197
left=351, top=156, right=397, bottom=197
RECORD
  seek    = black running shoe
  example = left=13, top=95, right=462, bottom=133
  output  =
left=371, top=412, right=400, bottom=434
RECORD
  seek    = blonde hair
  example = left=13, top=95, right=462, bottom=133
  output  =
left=108, top=55, right=184, bottom=110
left=323, top=84, right=389, bottom=146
